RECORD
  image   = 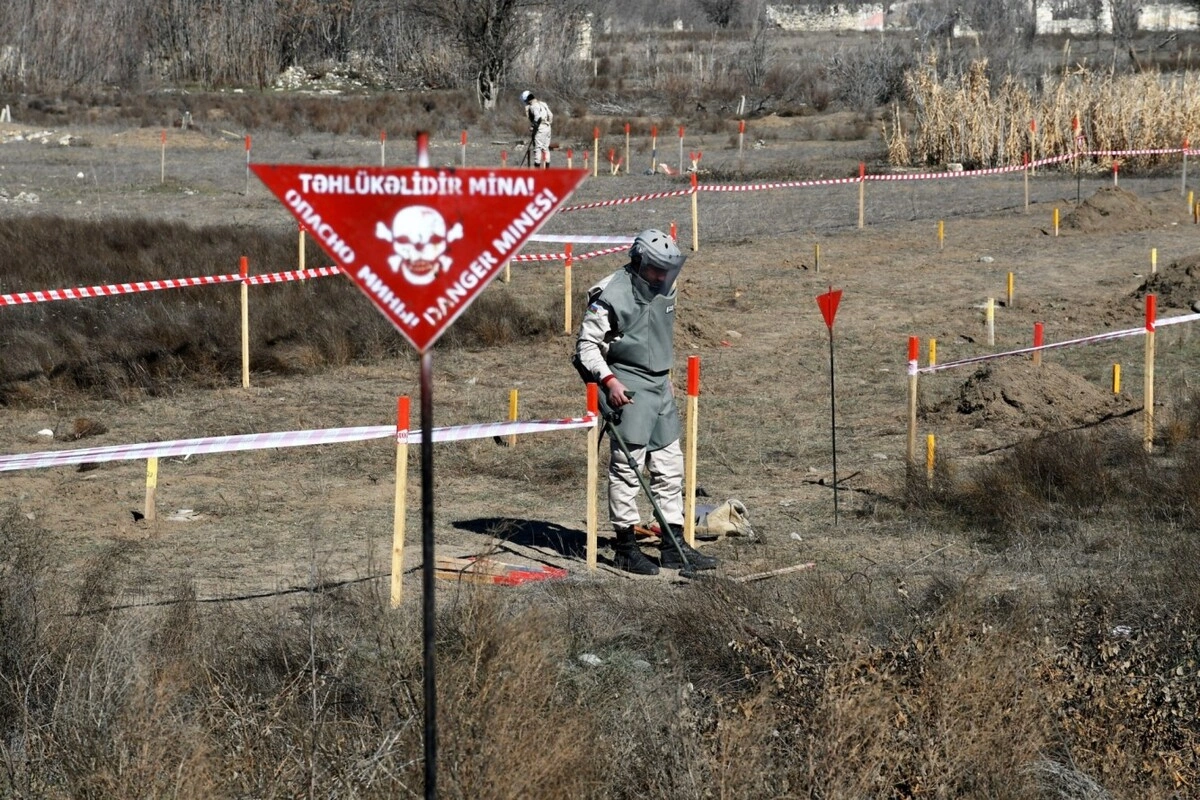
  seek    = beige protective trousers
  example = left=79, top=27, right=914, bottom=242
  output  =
left=608, top=438, right=684, bottom=529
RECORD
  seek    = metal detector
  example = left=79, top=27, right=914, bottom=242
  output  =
left=600, top=403, right=698, bottom=579
left=520, top=126, right=536, bottom=167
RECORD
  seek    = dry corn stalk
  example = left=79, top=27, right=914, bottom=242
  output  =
left=895, top=58, right=1200, bottom=169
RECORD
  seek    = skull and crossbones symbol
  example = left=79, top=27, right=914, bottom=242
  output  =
left=375, top=206, right=464, bottom=286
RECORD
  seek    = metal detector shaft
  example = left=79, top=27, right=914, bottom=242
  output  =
left=601, top=411, right=692, bottom=570
left=521, top=127, right=536, bottom=167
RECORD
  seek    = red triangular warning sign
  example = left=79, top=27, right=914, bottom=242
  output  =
left=816, top=288, right=842, bottom=330
left=252, top=164, right=587, bottom=352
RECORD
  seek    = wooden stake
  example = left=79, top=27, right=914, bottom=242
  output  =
left=144, top=457, right=158, bottom=522
left=1006, top=272, right=1014, bottom=308
left=1182, top=137, right=1189, bottom=197
left=986, top=297, right=995, bottom=347
left=563, top=243, right=573, bottom=332
left=1029, top=119, right=1037, bottom=175
left=624, top=123, right=630, bottom=175
left=1024, top=152, right=1030, bottom=212
left=678, top=125, right=685, bottom=176
left=1144, top=295, right=1156, bottom=453
left=1113, top=363, right=1121, bottom=394
left=240, top=256, right=250, bottom=389
left=592, top=126, right=599, bottom=178
left=507, top=389, right=519, bottom=448
left=1053, top=207, right=1060, bottom=237
left=906, top=336, right=919, bottom=469
left=1033, top=322, right=1044, bottom=367
left=925, top=434, right=935, bottom=484
left=938, top=219, right=944, bottom=250
left=814, top=242, right=821, bottom=273
left=928, top=338, right=937, bottom=366
left=391, top=396, right=410, bottom=608
left=690, top=173, right=699, bottom=252
left=684, top=356, right=700, bottom=548
left=586, top=384, right=599, bottom=571
left=857, top=162, right=866, bottom=229
left=160, top=130, right=166, bottom=184
left=733, top=562, right=816, bottom=583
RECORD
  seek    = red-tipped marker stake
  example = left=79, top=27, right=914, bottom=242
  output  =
left=816, top=287, right=843, bottom=524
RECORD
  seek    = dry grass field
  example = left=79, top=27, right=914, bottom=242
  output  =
left=3, top=96, right=1200, bottom=797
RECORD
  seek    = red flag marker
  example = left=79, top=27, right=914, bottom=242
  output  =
left=815, top=287, right=843, bottom=522
left=817, top=287, right=842, bottom=329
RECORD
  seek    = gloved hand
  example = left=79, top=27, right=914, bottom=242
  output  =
left=605, top=378, right=633, bottom=407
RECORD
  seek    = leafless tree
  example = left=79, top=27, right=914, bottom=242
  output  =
left=739, top=9, right=773, bottom=87
left=1110, top=0, right=1140, bottom=51
left=696, top=0, right=740, bottom=28
left=408, top=0, right=543, bottom=110
left=515, top=1, right=595, bottom=99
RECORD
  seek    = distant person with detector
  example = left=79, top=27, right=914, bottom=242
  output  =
left=520, top=90, right=553, bottom=169
left=573, top=229, right=718, bottom=576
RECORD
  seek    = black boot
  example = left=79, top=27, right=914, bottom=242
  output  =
left=612, top=526, right=659, bottom=575
left=660, top=525, right=718, bottom=571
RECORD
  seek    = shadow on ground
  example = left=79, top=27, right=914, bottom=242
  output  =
left=454, top=517, right=592, bottom=561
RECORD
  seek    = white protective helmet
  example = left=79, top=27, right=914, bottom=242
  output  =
left=520, top=90, right=533, bottom=103
left=629, top=229, right=685, bottom=297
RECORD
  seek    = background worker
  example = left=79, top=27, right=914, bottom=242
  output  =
left=520, top=89, right=553, bottom=169
left=573, top=230, right=718, bottom=576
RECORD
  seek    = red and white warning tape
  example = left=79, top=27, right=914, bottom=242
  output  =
left=700, top=176, right=859, bottom=192
left=0, top=247, right=630, bottom=307
left=559, top=187, right=693, bottom=213
left=529, top=234, right=634, bottom=244
left=245, top=266, right=342, bottom=285
left=911, top=311, right=1200, bottom=376
left=0, top=267, right=342, bottom=307
left=395, top=414, right=597, bottom=445
left=863, top=154, right=1072, bottom=182
left=1089, top=147, right=1192, bottom=158
left=511, top=245, right=627, bottom=262
left=0, top=414, right=598, bottom=473
left=0, top=273, right=242, bottom=306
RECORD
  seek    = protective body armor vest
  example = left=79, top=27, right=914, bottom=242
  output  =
left=590, top=267, right=680, bottom=448
left=600, top=269, right=675, bottom=378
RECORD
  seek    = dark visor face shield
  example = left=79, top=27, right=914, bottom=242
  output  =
left=637, top=261, right=683, bottom=296
left=630, top=229, right=685, bottom=297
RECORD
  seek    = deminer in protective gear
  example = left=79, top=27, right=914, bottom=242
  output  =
left=573, top=229, right=718, bottom=575
left=521, top=90, right=553, bottom=169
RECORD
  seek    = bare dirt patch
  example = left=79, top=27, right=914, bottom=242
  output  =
left=928, top=359, right=1139, bottom=440
left=1060, top=185, right=1166, bottom=234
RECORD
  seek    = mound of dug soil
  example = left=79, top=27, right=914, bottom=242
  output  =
left=1130, top=252, right=1200, bottom=311
left=1060, top=186, right=1160, bottom=234
left=929, top=359, right=1137, bottom=432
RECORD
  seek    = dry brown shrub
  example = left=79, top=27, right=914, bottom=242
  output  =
left=808, top=590, right=1055, bottom=799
